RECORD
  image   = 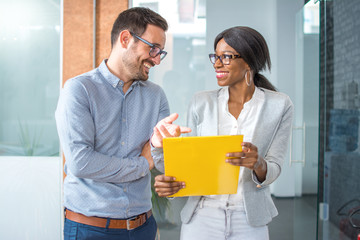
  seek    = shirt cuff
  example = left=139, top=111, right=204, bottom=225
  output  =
left=251, top=170, right=263, bottom=188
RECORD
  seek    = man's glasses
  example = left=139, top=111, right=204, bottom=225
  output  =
left=130, top=32, right=167, bottom=60
left=209, top=53, right=241, bottom=65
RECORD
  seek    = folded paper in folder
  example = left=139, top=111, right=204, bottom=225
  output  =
left=163, top=135, right=243, bottom=197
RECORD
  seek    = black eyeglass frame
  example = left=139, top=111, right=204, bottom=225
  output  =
left=209, top=53, right=241, bottom=65
left=130, top=32, right=167, bottom=60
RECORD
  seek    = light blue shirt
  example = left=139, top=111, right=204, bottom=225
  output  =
left=55, top=60, right=169, bottom=218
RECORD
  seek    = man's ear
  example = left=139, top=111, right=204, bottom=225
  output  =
left=118, top=30, right=131, bottom=48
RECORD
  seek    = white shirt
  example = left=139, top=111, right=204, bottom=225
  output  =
left=204, top=86, right=265, bottom=206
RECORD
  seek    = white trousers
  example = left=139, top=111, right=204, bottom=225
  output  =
left=180, top=199, right=269, bottom=240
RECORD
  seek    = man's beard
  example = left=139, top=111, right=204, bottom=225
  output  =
left=122, top=54, right=149, bottom=81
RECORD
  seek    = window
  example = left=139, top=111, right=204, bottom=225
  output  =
left=0, top=0, right=60, bottom=156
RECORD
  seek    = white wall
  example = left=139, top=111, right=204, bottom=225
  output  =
left=0, top=157, right=62, bottom=240
left=206, top=0, right=277, bottom=90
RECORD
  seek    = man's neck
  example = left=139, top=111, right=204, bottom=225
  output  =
left=106, top=56, right=134, bottom=93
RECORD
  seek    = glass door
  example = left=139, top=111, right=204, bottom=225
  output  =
left=268, top=1, right=320, bottom=239
left=292, top=1, right=320, bottom=239
left=318, top=0, right=360, bottom=239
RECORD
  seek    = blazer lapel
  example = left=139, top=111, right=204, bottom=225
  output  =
left=200, top=90, right=219, bottom=136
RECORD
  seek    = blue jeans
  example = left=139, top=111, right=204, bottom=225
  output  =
left=64, top=215, right=157, bottom=240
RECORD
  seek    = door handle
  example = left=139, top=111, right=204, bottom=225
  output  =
left=289, top=122, right=306, bottom=166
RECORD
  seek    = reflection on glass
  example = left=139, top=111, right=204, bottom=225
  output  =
left=0, top=0, right=60, bottom=156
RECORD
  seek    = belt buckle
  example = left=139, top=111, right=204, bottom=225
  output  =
left=126, top=215, right=139, bottom=230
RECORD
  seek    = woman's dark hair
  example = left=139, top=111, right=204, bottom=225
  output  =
left=111, top=7, right=168, bottom=49
left=214, top=26, right=276, bottom=91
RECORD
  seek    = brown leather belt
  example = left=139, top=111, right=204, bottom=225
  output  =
left=65, top=209, right=152, bottom=230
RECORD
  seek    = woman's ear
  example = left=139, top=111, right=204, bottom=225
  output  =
left=249, top=70, right=254, bottom=80
left=244, top=62, right=251, bottom=72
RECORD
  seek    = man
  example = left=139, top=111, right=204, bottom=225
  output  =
left=56, top=7, right=189, bottom=240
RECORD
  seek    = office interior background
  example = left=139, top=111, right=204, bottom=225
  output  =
left=0, top=0, right=359, bottom=239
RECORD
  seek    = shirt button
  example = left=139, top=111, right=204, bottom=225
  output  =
left=124, top=188, right=127, bottom=192
left=256, top=184, right=262, bottom=188
left=122, top=118, right=126, bottom=122
left=121, top=142, right=125, bottom=145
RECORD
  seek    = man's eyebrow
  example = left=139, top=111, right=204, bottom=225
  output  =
left=152, top=42, right=162, bottom=47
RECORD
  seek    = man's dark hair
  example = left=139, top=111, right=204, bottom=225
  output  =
left=111, top=7, right=168, bottom=49
left=214, top=26, right=276, bottom=91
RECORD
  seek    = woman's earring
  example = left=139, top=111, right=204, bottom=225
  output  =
left=246, top=71, right=251, bottom=87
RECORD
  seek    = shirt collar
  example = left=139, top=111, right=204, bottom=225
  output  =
left=219, top=86, right=264, bottom=108
left=98, top=59, right=140, bottom=89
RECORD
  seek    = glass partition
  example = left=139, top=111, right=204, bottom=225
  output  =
left=0, top=0, right=60, bottom=157
left=0, top=1, right=62, bottom=239
left=319, top=0, right=360, bottom=239
left=291, top=1, right=319, bottom=239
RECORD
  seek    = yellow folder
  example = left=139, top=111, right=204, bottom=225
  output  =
left=163, top=135, right=243, bottom=197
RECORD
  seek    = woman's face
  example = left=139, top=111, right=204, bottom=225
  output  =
left=213, top=38, right=249, bottom=88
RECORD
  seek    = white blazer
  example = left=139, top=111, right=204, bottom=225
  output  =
left=179, top=87, right=294, bottom=227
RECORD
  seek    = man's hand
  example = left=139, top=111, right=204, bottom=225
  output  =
left=141, top=141, right=154, bottom=170
left=151, top=113, right=192, bottom=148
left=154, top=174, right=185, bottom=197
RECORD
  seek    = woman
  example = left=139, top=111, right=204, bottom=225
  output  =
left=152, top=26, right=293, bottom=240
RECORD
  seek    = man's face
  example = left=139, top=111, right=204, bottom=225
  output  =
left=123, top=24, right=166, bottom=81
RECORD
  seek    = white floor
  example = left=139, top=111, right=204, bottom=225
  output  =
left=156, top=195, right=352, bottom=240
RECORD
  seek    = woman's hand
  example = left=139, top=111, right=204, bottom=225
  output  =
left=154, top=174, right=185, bottom=197
left=225, top=142, right=267, bottom=182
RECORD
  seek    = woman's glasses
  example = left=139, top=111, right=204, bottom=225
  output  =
left=209, top=53, right=241, bottom=65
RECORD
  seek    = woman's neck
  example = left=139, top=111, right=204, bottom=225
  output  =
left=228, top=83, right=255, bottom=105
left=227, top=84, right=255, bottom=119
